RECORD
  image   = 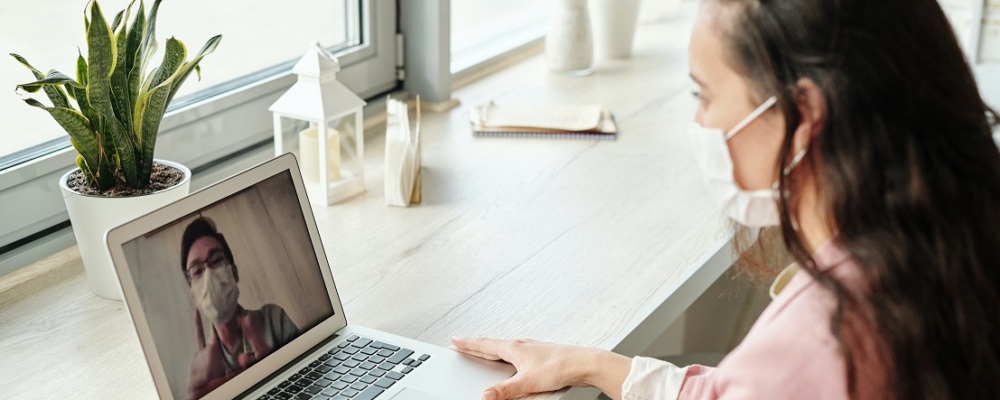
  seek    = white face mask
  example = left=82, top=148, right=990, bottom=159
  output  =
left=688, top=96, right=805, bottom=227
left=191, top=262, right=240, bottom=324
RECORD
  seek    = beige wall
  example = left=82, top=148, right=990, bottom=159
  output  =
left=123, top=172, right=333, bottom=399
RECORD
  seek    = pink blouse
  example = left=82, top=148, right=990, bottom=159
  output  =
left=622, top=239, right=886, bottom=399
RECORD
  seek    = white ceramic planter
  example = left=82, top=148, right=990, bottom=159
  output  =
left=590, top=0, right=642, bottom=60
left=60, top=159, right=191, bottom=300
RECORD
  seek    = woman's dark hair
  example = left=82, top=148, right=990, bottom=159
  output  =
left=713, top=0, right=1000, bottom=398
left=180, top=217, right=236, bottom=283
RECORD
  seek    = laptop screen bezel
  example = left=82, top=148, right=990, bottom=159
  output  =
left=106, top=153, right=349, bottom=400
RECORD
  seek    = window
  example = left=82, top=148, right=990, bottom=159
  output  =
left=939, top=0, right=1000, bottom=109
left=450, top=0, right=550, bottom=73
left=0, top=0, right=398, bottom=273
left=939, top=0, right=999, bottom=63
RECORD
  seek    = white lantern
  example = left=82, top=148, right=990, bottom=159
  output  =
left=270, top=42, right=367, bottom=205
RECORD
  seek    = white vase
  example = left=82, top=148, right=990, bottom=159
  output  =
left=547, top=0, right=594, bottom=75
left=60, top=159, right=191, bottom=300
left=590, top=0, right=642, bottom=59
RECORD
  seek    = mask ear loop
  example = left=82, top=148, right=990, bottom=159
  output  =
left=725, top=96, right=779, bottom=139
left=783, top=149, right=807, bottom=176
left=770, top=148, right=807, bottom=193
left=775, top=148, right=808, bottom=231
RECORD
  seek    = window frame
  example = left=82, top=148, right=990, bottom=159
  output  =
left=0, top=0, right=398, bottom=275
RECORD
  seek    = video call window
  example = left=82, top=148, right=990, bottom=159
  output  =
left=122, top=172, right=334, bottom=399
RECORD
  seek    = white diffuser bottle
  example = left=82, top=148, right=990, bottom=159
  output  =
left=546, top=0, right=594, bottom=76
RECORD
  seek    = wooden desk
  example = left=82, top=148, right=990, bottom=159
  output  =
left=0, top=14, right=737, bottom=400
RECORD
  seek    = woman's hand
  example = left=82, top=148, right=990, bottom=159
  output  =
left=450, top=337, right=632, bottom=400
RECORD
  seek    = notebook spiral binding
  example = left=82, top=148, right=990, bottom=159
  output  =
left=472, top=131, right=617, bottom=140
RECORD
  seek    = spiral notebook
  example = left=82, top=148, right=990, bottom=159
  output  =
left=470, top=102, right=618, bottom=140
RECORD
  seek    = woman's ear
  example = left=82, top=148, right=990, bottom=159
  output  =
left=792, top=78, right=826, bottom=153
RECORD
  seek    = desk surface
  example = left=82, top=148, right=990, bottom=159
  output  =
left=0, top=13, right=737, bottom=400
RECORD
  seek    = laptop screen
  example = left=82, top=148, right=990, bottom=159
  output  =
left=121, top=170, right=335, bottom=400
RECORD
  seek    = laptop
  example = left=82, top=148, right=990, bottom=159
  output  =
left=106, top=153, right=515, bottom=400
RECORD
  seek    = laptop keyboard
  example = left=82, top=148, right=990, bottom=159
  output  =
left=256, top=335, right=431, bottom=400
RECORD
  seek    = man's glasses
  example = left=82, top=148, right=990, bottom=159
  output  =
left=186, top=251, right=229, bottom=280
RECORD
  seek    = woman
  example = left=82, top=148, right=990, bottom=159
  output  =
left=452, top=0, right=1000, bottom=399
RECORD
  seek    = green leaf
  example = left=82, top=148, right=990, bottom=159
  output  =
left=100, top=118, right=120, bottom=187
left=10, top=53, right=72, bottom=109
left=52, top=86, right=72, bottom=109
left=23, top=98, right=113, bottom=188
left=111, top=1, right=138, bottom=138
left=133, top=39, right=185, bottom=185
left=76, top=49, right=88, bottom=86
left=15, top=70, right=84, bottom=93
left=139, top=66, right=158, bottom=97
left=125, top=0, right=146, bottom=109
left=138, top=0, right=162, bottom=78
left=70, top=85, right=98, bottom=129
left=165, top=34, right=222, bottom=107
left=71, top=54, right=98, bottom=125
left=86, top=1, right=117, bottom=87
left=23, top=99, right=96, bottom=156
left=75, top=154, right=99, bottom=188
left=134, top=79, right=172, bottom=186
left=147, top=37, right=186, bottom=93
left=43, top=71, right=76, bottom=110
left=117, top=0, right=136, bottom=34
left=87, top=0, right=138, bottom=187
left=10, top=53, right=46, bottom=79
left=110, top=9, right=125, bottom=32
left=127, top=38, right=184, bottom=184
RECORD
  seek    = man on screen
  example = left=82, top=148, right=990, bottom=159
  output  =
left=180, top=217, right=299, bottom=399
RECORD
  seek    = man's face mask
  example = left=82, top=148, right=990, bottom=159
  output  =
left=190, top=259, right=240, bottom=324
left=687, top=96, right=805, bottom=227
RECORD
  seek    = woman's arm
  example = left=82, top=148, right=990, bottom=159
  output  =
left=450, top=337, right=632, bottom=400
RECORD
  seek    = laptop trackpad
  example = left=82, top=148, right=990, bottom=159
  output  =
left=389, top=388, right=449, bottom=400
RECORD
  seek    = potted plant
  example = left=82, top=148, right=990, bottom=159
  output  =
left=11, top=0, right=221, bottom=300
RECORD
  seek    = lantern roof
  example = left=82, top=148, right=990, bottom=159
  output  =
left=292, top=41, right=341, bottom=78
left=269, top=42, right=366, bottom=122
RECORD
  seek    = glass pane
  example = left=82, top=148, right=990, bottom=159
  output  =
left=450, top=0, right=551, bottom=65
left=0, top=0, right=353, bottom=166
left=939, top=0, right=1000, bottom=62
left=940, top=0, right=980, bottom=54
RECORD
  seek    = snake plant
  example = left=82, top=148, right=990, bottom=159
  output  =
left=12, top=0, right=221, bottom=191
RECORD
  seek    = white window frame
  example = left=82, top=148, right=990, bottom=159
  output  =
left=0, top=0, right=398, bottom=274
